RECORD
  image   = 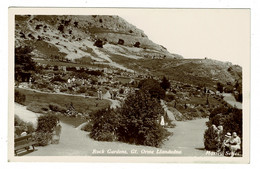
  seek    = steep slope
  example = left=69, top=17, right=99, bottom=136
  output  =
left=15, top=15, right=181, bottom=61
left=15, top=15, right=241, bottom=88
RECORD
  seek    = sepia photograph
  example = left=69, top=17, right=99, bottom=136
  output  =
left=8, top=8, right=250, bottom=163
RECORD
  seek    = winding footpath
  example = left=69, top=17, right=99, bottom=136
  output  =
left=163, top=118, right=208, bottom=156
left=15, top=103, right=208, bottom=156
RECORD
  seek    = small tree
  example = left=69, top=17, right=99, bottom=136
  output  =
left=58, top=24, right=64, bottom=33
left=118, top=39, right=124, bottom=45
left=94, top=39, right=103, bottom=48
left=134, top=42, right=140, bottom=48
left=138, top=78, right=165, bottom=100
left=217, top=82, right=224, bottom=93
left=117, top=90, right=169, bottom=147
left=160, top=76, right=171, bottom=91
left=15, top=46, right=37, bottom=82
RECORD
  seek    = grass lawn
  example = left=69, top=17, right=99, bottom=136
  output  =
left=185, top=95, right=223, bottom=107
left=16, top=88, right=111, bottom=115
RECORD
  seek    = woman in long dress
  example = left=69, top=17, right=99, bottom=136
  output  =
left=52, top=123, right=62, bottom=144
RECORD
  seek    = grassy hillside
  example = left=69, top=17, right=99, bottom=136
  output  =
left=15, top=14, right=242, bottom=90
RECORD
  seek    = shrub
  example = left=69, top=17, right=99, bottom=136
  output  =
left=119, top=88, right=124, bottom=94
left=78, top=86, right=87, bottom=94
left=90, top=90, right=171, bottom=147
left=118, top=39, right=124, bottom=45
left=47, top=85, right=54, bottom=91
left=49, top=103, right=67, bottom=114
left=58, top=24, right=64, bottom=33
left=204, top=106, right=242, bottom=150
left=90, top=108, right=119, bottom=141
left=34, top=131, right=52, bottom=146
left=204, top=126, right=218, bottom=151
left=37, top=82, right=48, bottom=89
left=133, top=42, right=140, bottom=48
left=117, top=90, right=170, bottom=147
left=217, top=82, right=224, bottom=93
left=160, top=76, right=171, bottom=90
left=60, top=88, right=68, bottom=92
left=224, top=85, right=234, bottom=93
left=74, top=21, right=78, bottom=27
left=138, top=78, right=166, bottom=100
left=82, top=120, right=93, bottom=132
left=15, top=90, right=26, bottom=105
left=36, top=114, right=59, bottom=133
left=94, top=39, right=103, bottom=48
left=52, top=75, right=67, bottom=83
left=14, top=115, right=35, bottom=137
left=27, top=102, right=50, bottom=114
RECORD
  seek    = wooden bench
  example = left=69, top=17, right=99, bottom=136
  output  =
left=14, top=134, right=37, bottom=156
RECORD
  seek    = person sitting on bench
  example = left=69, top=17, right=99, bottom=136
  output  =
left=229, top=132, right=241, bottom=157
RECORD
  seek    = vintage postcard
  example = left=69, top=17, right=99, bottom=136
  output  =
left=8, top=8, right=250, bottom=163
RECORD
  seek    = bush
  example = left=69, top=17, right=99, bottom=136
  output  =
left=14, top=115, right=35, bottom=137
left=58, top=24, right=64, bottom=33
left=34, top=131, right=52, bottom=146
left=15, top=90, right=26, bottom=105
left=37, top=82, right=48, bottom=89
left=49, top=103, right=67, bottom=114
left=90, top=108, right=119, bottom=141
left=47, top=85, right=54, bottom=91
left=138, top=78, right=166, bottom=100
left=78, top=86, right=87, bottom=94
left=52, top=75, right=67, bottom=83
left=217, top=82, right=224, bottom=93
left=94, top=39, right=103, bottom=48
left=119, top=88, right=124, bottom=94
left=204, top=126, right=218, bottom=151
left=27, top=102, right=50, bottom=114
left=60, top=88, right=68, bottom=92
left=117, top=90, right=170, bottom=147
left=82, top=120, right=93, bottom=132
left=224, top=85, right=234, bottom=93
left=118, top=39, right=124, bottom=45
left=160, top=76, right=171, bottom=90
left=36, top=114, right=59, bottom=133
left=89, top=90, right=171, bottom=147
left=204, top=106, right=242, bottom=151
left=133, top=42, right=140, bottom=48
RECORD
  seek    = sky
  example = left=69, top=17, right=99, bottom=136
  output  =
left=119, top=9, right=250, bottom=67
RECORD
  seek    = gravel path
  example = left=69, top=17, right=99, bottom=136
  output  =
left=163, top=118, right=208, bottom=156
left=15, top=103, right=208, bottom=156
left=223, top=93, right=242, bottom=109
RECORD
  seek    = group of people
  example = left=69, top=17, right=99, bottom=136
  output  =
left=221, top=131, right=241, bottom=157
left=212, top=124, right=241, bottom=157
left=97, top=89, right=103, bottom=100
